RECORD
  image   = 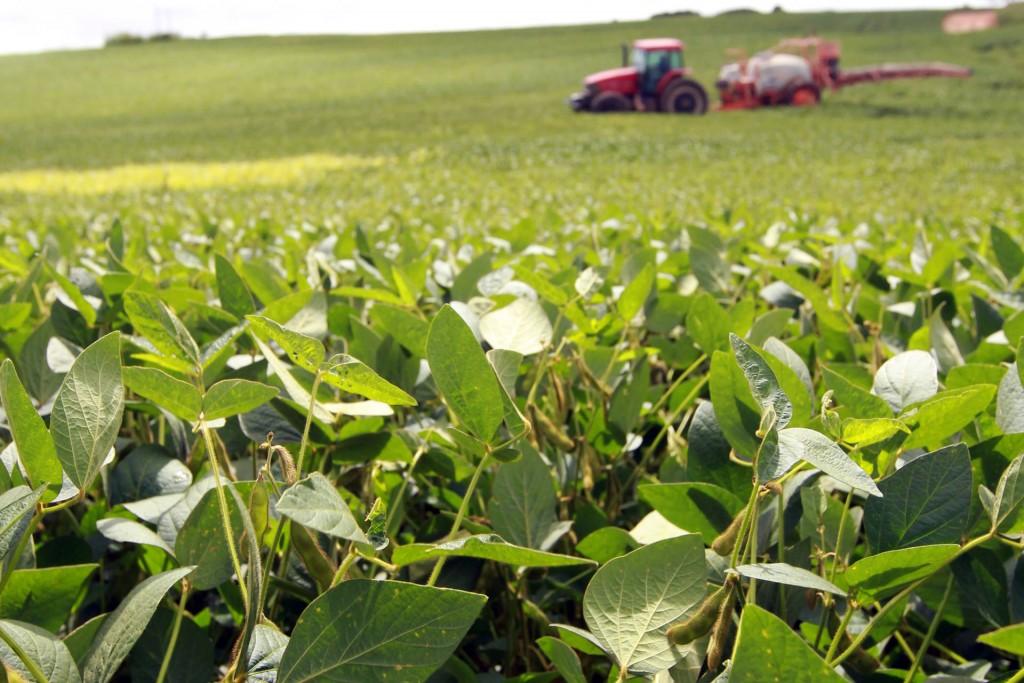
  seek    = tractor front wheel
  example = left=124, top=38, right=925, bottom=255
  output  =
left=786, top=84, right=821, bottom=107
left=659, top=79, right=708, bottom=115
left=591, top=91, right=632, bottom=113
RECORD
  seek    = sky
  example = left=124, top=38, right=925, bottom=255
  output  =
left=0, top=1, right=1001, bottom=56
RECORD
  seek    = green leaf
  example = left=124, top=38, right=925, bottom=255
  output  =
left=124, top=291, right=200, bottom=365
left=735, top=562, right=845, bottom=596
left=872, top=350, right=938, bottom=413
left=686, top=401, right=753, bottom=497
left=97, top=518, right=174, bottom=554
left=0, top=620, right=81, bottom=683
left=513, top=265, right=570, bottom=307
left=80, top=566, right=194, bottom=683
left=450, top=253, right=492, bottom=301
left=122, top=366, right=201, bottom=421
left=709, top=350, right=761, bottom=460
left=0, top=361, right=61, bottom=495
left=249, top=336, right=332, bottom=422
left=126, top=608, right=213, bottom=683
left=392, top=534, right=594, bottom=568
left=63, top=614, right=106, bottom=669
left=730, top=604, right=843, bottom=682
left=51, top=269, right=97, bottom=328
left=0, top=487, right=43, bottom=572
left=0, top=565, right=97, bottom=632
left=214, top=254, right=256, bottom=318
left=321, top=354, right=416, bottom=406
left=993, top=453, right=1024, bottom=534
left=582, top=534, right=706, bottom=674
left=371, top=305, right=429, bottom=357
left=822, top=366, right=891, bottom=419
left=277, top=579, right=486, bottom=683
left=765, top=266, right=847, bottom=333
left=730, top=333, right=792, bottom=429
left=864, top=443, right=972, bottom=551
left=991, top=225, right=1024, bottom=281
left=426, top=305, right=505, bottom=442
left=479, top=298, right=553, bottom=356
left=637, top=483, right=744, bottom=540
left=902, top=384, right=996, bottom=450
left=997, top=362, right=1024, bottom=434
left=845, top=544, right=959, bottom=600
left=247, top=624, right=289, bottom=683
left=246, top=315, right=324, bottom=372
left=0, top=304, right=32, bottom=332
left=977, top=622, right=1024, bottom=656
left=536, top=636, right=586, bottom=683
left=486, top=348, right=522, bottom=398
left=549, top=624, right=607, bottom=656
left=276, top=472, right=369, bottom=544
left=50, top=332, right=125, bottom=491
left=576, top=527, right=638, bottom=564
left=841, top=418, right=909, bottom=447
left=487, top=446, right=564, bottom=550
left=108, top=444, right=192, bottom=505
left=617, top=262, right=655, bottom=321
left=202, top=379, right=279, bottom=420
left=174, top=488, right=245, bottom=590
left=687, top=292, right=730, bottom=353
left=777, top=427, right=881, bottom=496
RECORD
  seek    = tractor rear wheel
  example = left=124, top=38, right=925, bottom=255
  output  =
left=591, top=91, right=632, bottom=113
left=659, top=79, right=708, bottom=115
left=786, top=84, right=821, bottom=107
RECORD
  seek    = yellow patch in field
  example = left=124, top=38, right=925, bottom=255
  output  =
left=0, top=154, right=388, bottom=195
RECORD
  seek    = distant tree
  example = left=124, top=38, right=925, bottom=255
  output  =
left=104, top=33, right=144, bottom=47
left=651, top=10, right=700, bottom=19
left=772, top=5, right=785, bottom=13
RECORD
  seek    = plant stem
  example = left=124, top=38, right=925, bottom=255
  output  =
left=295, top=370, right=323, bottom=476
left=1007, top=668, right=1024, bottom=683
left=427, top=453, right=491, bottom=587
left=904, top=573, right=953, bottom=682
left=830, top=531, right=992, bottom=668
left=730, top=484, right=760, bottom=568
left=0, top=622, right=49, bottom=683
left=155, top=584, right=190, bottom=683
left=624, top=374, right=709, bottom=492
left=829, top=488, right=854, bottom=584
left=331, top=548, right=359, bottom=586
left=903, top=623, right=966, bottom=664
left=824, top=601, right=855, bottom=662
left=200, top=423, right=249, bottom=610
left=777, top=490, right=787, bottom=623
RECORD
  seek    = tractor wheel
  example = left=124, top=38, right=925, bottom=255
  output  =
left=659, top=79, right=708, bottom=115
left=786, top=84, right=821, bottom=107
left=591, top=91, right=632, bottom=113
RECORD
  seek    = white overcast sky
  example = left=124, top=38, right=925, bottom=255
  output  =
left=0, top=1, right=1001, bottom=55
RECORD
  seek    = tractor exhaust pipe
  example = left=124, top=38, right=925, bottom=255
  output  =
left=621, top=43, right=629, bottom=67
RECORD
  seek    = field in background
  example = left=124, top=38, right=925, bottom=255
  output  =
left=0, top=9, right=1022, bottom=226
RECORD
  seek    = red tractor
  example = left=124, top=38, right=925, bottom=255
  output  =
left=568, top=38, right=709, bottom=114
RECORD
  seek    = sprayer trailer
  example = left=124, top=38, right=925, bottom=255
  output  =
left=716, top=37, right=971, bottom=110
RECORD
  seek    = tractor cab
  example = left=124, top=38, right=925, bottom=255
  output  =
left=568, top=37, right=708, bottom=115
left=631, top=39, right=685, bottom=95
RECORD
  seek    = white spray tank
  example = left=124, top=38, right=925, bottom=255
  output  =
left=747, top=51, right=814, bottom=96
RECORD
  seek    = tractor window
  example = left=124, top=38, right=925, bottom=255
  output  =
left=648, top=50, right=681, bottom=73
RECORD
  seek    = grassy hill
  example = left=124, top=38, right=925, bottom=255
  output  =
left=0, top=9, right=1021, bottom=223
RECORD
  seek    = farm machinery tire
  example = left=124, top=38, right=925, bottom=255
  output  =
left=785, top=84, right=821, bottom=107
left=591, top=92, right=632, bottom=112
left=659, top=79, right=708, bottom=115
